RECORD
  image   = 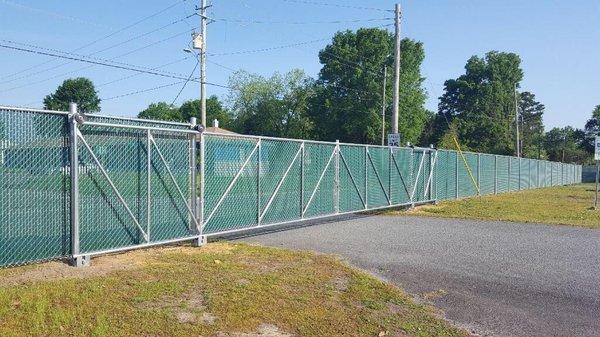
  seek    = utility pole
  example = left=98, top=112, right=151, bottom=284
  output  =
left=391, top=3, right=401, bottom=135
left=514, top=83, right=520, bottom=157
left=381, top=65, right=387, bottom=145
left=199, top=0, right=207, bottom=127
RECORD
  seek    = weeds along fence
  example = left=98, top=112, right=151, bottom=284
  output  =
left=0, top=106, right=582, bottom=267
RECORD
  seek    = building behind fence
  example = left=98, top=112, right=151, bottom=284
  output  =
left=0, top=106, right=583, bottom=267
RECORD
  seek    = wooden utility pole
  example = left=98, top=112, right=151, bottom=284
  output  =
left=514, top=83, right=520, bottom=157
left=391, top=3, right=401, bottom=135
left=381, top=65, right=387, bottom=145
left=200, top=0, right=207, bottom=126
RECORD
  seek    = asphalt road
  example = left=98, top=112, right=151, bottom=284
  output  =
left=235, top=215, right=600, bottom=337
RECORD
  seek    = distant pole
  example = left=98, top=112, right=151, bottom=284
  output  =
left=391, top=3, right=401, bottom=134
left=514, top=83, right=520, bottom=157
left=381, top=65, right=387, bottom=145
left=200, top=0, right=207, bottom=126
left=595, top=161, right=599, bottom=210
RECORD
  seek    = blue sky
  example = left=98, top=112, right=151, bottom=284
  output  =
left=0, top=0, right=598, bottom=130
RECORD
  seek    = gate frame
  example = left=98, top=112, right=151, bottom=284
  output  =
left=68, top=106, right=202, bottom=267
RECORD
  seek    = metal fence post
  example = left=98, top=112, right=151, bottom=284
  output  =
left=197, top=131, right=206, bottom=245
left=477, top=153, right=481, bottom=196
left=518, top=157, right=522, bottom=191
left=455, top=151, right=459, bottom=199
left=537, top=160, right=540, bottom=188
left=147, top=129, right=152, bottom=243
left=69, top=103, right=88, bottom=267
left=300, top=141, right=305, bottom=218
left=365, top=146, right=368, bottom=209
left=257, top=138, right=262, bottom=225
left=494, top=155, right=498, bottom=195
left=188, top=118, right=201, bottom=246
left=335, top=140, right=340, bottom=213
left=389, top=146, right=393, bottom=205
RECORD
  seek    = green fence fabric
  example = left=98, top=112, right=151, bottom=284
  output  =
left=0, top=108, right=70, bottom=266
left=0, top=108, right=584, bottom=267
left=77, top=123, right=193, bottom=254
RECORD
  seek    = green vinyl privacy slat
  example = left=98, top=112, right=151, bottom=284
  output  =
left=0, top=107, right=583, bottom=267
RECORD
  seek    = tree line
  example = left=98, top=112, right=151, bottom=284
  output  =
left=41, top=28, right=598, bottom=164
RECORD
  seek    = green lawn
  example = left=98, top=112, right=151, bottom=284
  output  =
left=404, top=184, right=600, bottom=229
left=0, top=243, right=468, bottom=337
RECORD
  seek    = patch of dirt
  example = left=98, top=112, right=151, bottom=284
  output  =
left=176, top=312, right=197, bottom=324
left=237, top=278, right=251, bottom=286
left=238, top=257, right=285, bottom=273
left=422, top=289, right=448, bottom=301
left=200, top=312, right=216, bottom=325
left=0, top=243, right=237, bottom=287
left=387, top=302, right=409, bottom=316
left=137, top=287, right=216, bottom=325
left=331, top=276, right=349, bottom=292
left=0, top=250, right=149, bottom=286
left=218, top=324, right=292, bottom=337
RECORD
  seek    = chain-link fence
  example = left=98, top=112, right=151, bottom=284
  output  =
left=0, top=106, right=583, bottom=267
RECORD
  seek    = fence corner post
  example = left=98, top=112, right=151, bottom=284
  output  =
left=68, top=103, right=88, bottom=267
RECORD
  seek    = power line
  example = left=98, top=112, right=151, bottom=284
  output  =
left=98, top=56, right=193, bottom=87
left=211, top=16, right=392, bottom=25
left=0, top=15, right=195, bottom=85
left=0, top=0, right=108, bottom=30
left=0, top=0, right=188, bottom=81
left=0, top=43, right=198, bottom=88
left=102, top=80, right=233, bottom=102
left=171, top=59, right=200, bottom=105
left=207, top=59, right=238, bottom=72
left=280, top=0, right=391, bottom=12
left=208, top=38, right=330, bottom=56
left=0, top=29, right=194, bottom=93
left=101, top=81, right=186, bottom=101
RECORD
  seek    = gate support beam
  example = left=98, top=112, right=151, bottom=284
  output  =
left=68, top=103, right=89, bottom=267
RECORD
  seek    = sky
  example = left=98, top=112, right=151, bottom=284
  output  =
left=0, top=0, right=599, bottom=130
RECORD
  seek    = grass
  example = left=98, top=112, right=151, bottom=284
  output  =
left=0, top=243, right=468, bottom=337
left=403, top=184, right=600, bottom=229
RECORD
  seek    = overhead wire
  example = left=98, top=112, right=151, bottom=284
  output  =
left=280, top=0, right=391, bottom=12
left=0, top=0, right=189, bottom=80
left=210, top=17, right=392, bottom=25
left=0, top=43, right=199, bottom=85
left=171, top=59, right=200, bottom=105
left=101, top=81, right=187, bottom=101
left=0, top=14, right=196, bottom=85
left=0, top=29, right=195, bottom=93
left=0, top=0, right=108, bottom=30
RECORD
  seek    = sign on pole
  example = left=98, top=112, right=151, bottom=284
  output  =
left=388, top=133, right=400, bottom=147
left=595, top=136, right=600, bottom=161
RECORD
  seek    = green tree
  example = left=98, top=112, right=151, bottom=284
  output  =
left=43, top=77, right=100, bottom=113
left=436, top=51, right=523, bottom=154
left=519, top=91, right=545, bottom=159
left=583, top=105, right=600, bottom=155
left=309, top=28, right=427, bottom=144
left=138, top=102, right=181, bottom=121
left=544, top=127, right=588, bottom=163
left=180, top=96, right=233, bottom=128
left=228, top=69, right=315, bottom=138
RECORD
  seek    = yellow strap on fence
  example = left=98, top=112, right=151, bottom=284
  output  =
left=452, top=136, right=481, bottom=195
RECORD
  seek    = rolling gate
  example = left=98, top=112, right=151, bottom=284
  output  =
left=0, top=106, right=582, bottom=267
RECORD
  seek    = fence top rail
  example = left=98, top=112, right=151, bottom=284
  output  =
left=87, top=113, right=192, bottom=127
left=82, top=121, right=198, bottom=135
left=202, top=131, right=436, bottom=152
left=0, top=104, right=68, bottom=116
